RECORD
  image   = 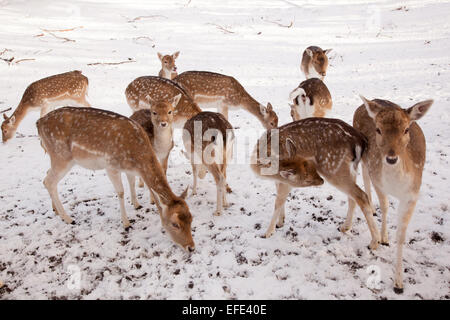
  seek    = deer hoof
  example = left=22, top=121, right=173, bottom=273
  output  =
left=368, top=240, right=379, bottom=251
left=226, top=185, right=232, bottom=193
left=339, top=224, right=350, bottom=233
left=393, top=286, right=404, bottom=294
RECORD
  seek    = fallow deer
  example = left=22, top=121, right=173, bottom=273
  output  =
left=353, top=96, right=433, bottom=293
left=125, top=76, right=202, bottom=128
left=37, top=107, right=195, bottom=251
left=2, top=70, right=90, bottom=142
left=300, top=46, right=332, bottom=80
left=129, top=94, right=181, bottom=207
left=252, top=118, right=381, bottom=250
left=158, top=51, right=180, bottom=80
left=174, top=71, right=278, bottom=129
left=289, top=78, right=332, bottom=120
left=183, top=111, right=235, bottom=216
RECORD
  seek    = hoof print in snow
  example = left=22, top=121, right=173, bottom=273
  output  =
left=431, top=231, right=444, bottom=243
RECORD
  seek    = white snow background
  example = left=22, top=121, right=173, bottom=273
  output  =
left=0, top=0, right=449, bottom=299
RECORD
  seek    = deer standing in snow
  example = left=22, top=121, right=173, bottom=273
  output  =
left=289, top=78, right=332, bottom=120
left=252, top=118, right=381, bottom=250
left=174, top=71, right=278, bottom=129
left=37, top=107, right=194, bottom=251
left=300, top=46, right=332, bottom=81
left=2, top=70, right=90, bottom=142
left=183, top=111, right=235, bottom=216
left=125, top=76, right=201, bottom=128
left=157, top=51, right=180, bottom=80
left=129, top=94, right=181, bottom=206
left=353, top=96, right=433, bottom=293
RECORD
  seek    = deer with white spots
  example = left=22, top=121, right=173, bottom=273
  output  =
left=129, top=94, right=181, bottom=207
left=289, top=78, right=332, bottom=120
left=353, top=96, right=433, bottom=294
left=2, top=70, right=90, bottom=142
left=37, top=107, right=195, bottom=252
left=183, top=111, right=235, bottom=216
left=158, top=51, right=180, bottom=80
left=174, top=71, right=278, bottom=129
left=125, top=76, right=202, bottom=128
left=300, top=46, right=332, bottom=81
left=252, top=118, right=381, bottom=250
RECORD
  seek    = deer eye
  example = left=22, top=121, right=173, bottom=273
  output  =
left=152, top=111, right=157, bottom=115
left=172, top=223, right=180, bottom=229
left=376, top=128, right=381, bottom=135
left=404, top=127, right=409, bottom=135
left=168, top=111, right=172, bottom=115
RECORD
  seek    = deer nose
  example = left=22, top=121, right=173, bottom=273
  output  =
left=187, top=245, right=195, bottom=252
left=160, top=122, right=167, bottom=127
left=173, top=66, right=177, bottom=71
left=321, top=72, right=326, bottom=76
left=386, top=156, right=398, bottom=165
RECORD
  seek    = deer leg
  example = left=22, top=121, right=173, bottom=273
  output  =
left=106, top=169, right=130, bottom=229
left=126, top=174, right=141, bottom=210
left=209, top=164, right=225, bottom=216
left=374, top=185, right=389, bottom=245
left=393, top=198, right=417, bottom=294
left=265, top=182, right=291, bottom=238
left=219, top=103, right=229, bottom=120
left=43, top=160, right=74, bottom=224
left=138, top=178, right=145, bottom=188
left=220, top=164, right=229, bottom=208
left=192, top=163, right=199, bottom=195
left=340, top=197, right=356, bottom=233
left=362, top=164, right=375, bottom=214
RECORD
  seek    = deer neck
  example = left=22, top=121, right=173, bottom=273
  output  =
left=153, top=126, right=173, bottom=151
left=140, top=160, right=177, bottom=203
left=240, top=94, right=265, bottom=127
left=9, top=102, right=29, bottom=130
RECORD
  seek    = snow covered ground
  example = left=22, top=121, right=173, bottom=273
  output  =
left=0, top=0, right=449, bottom=299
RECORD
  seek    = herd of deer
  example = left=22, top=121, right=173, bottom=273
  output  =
left=1, top=46, right=434, bottom=294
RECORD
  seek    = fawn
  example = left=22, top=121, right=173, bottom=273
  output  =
left=129, top=94, right=181, bottom=207
left=252, top=118, right=381, bottom=250
left=2, top=70, right=90, bottom=142
left=174, top=71, right=278, bottom=129
left=158, top=51, right=180, bottom=80
left=183, top=111, right=235, bottom=216
left=289, top=78, right=332, bottom=120
left=300, top=46, right=332, bottom=80
left=37, top=107, right=194, bottom=251
left=353, top=96, right=433, bottom=293
left=125, top=76, right=201, bottom=128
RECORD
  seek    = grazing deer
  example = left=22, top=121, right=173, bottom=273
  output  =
left=158, top=51, right=180, bottom=80
left=174, top=71, right=278, bottom=129
left=252, top=118, right=381, bottom=250
left=129, top=94, right=181, bottom=206
left=183, top=111, right=235, bottom=216
left=1, top=70, right=90, bottom=142
left=300, top=46, right=332, bottom=80
left=353, top=96, right=433, bottom=293
left=125, top=76, right=202, bottom=128
left=289, top=78, right=332, bottom=120
left=37, top=107, right=195, bottom=251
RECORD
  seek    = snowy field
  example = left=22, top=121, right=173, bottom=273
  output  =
left=0, top=0, right=449, bottom=299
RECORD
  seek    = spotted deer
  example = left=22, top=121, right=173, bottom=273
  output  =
left=37, top=107, right=194, bottom=251
left=174, top=71, right=278, bottom=129
left=300, top=46, right=332, bottom=80
left=353, top=96, right=433, bottom=293
left=183, top=111, right=235, bottom=216
left=252, top=118, right=381, bottom=250
left=158, top=51, right=180, bottom=80
left=129, top=94, right=181, bottom=207
left=2, top=70, right=90, bottom=142
left=125, top=76, right=202, bottom=128
left=289, top=78, right=332, bottom=120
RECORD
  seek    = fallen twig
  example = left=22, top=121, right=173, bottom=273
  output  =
left=127, top=15, right=167, bottom=23
left=206, top=23, right=235, bottom=34
left=87, top=58, right=135, bottom=66
left=14, top=58, right=35, bottom=64
left=47, top=32, right=75, bottom=42
left=40, top=26, right=83, bottom=33
left=263, top=18, right=293, bottom=28
left=0, top=107, right=12, bottom=114
left=0, top=48, right=11, bottom=56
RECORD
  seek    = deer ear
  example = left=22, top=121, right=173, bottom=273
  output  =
left=359, top=95, right=381, bottom=119
left=9, top=115, right=15, bottom=124
left=266, top=103, right=273, bottom=112
left=150, top=189, right=168, bottom=214
left=305, top=48, right=313, bottom=57
left=285, top=138, right=296, bottom=158
left=406, top=100, right=433, bottom=122
left=171, top=94, right=182, bottom=107
left=172, top=51, right=180, bottom=59
left=324, top=48, right=332, bottom=55
left=157, top=52, right=163, bottom=61
left=179, top=186, right=189, bottom=199
left=259, top=104, right=267, bottom=115
left=280, top=169, right=295, bottom=180
left=3, top=114, right=8, bottom=120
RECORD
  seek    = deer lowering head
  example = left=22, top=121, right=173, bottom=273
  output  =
left=301, top=46, right=332, bottom=80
